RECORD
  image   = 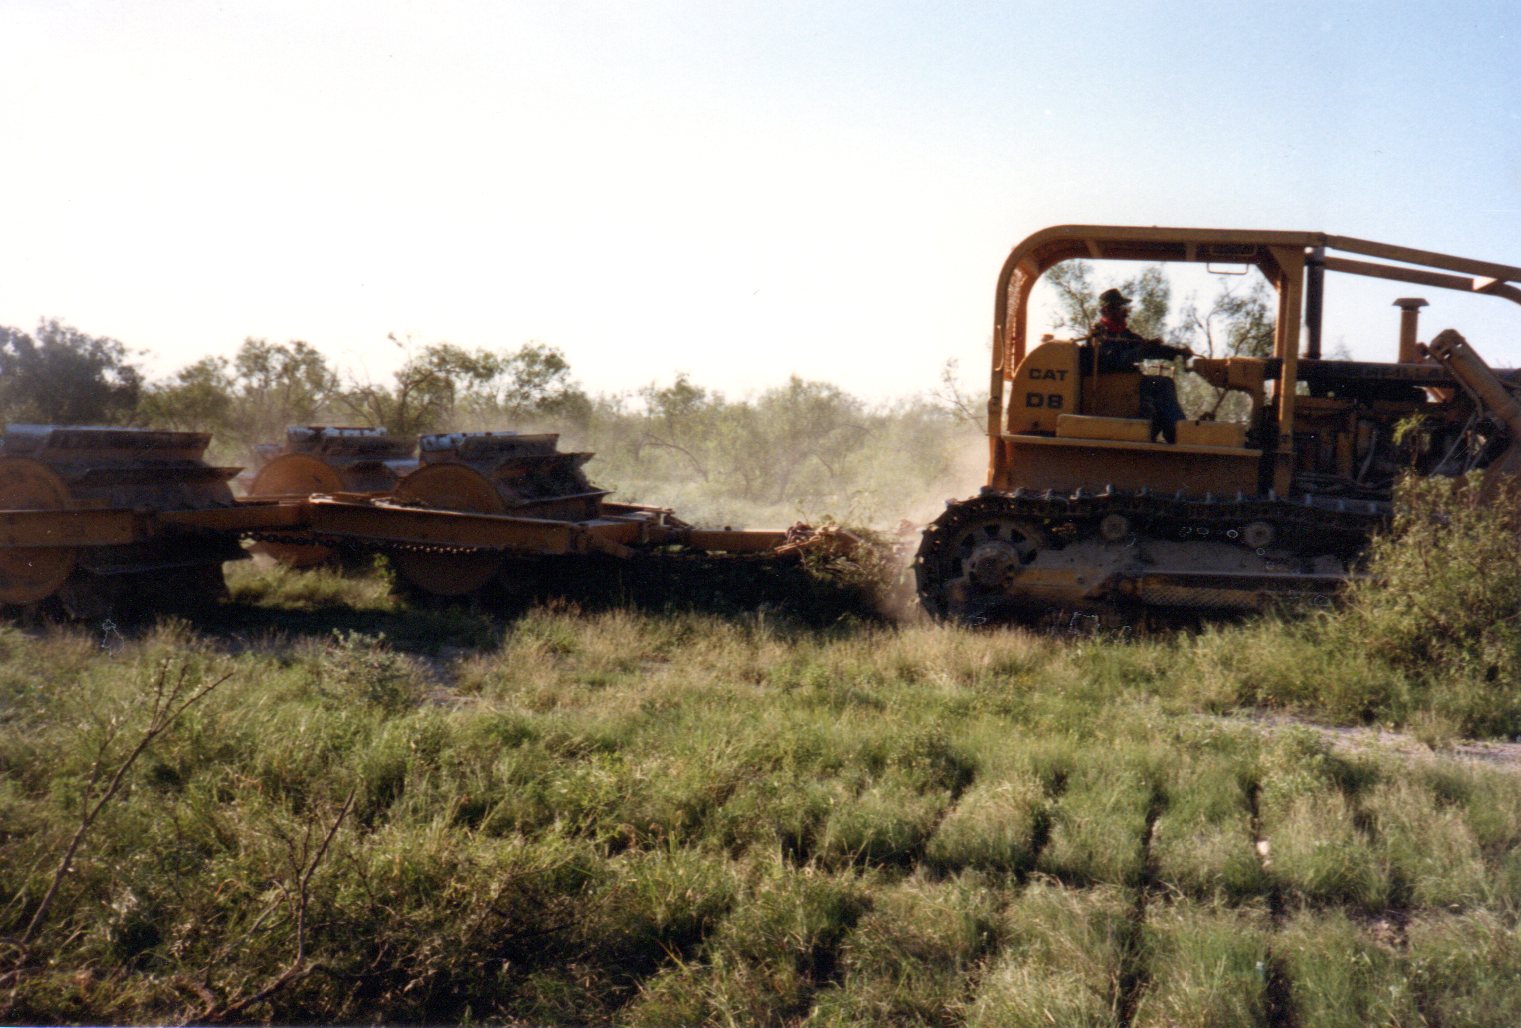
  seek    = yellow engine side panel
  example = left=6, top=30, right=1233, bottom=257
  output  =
left=1175, top=420, right=1247, bottom=448
left=1008, top=342, right=1080, bottom=433
left=1056, top=414, right=1154, bottom=442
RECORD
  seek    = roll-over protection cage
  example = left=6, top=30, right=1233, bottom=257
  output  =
left=988, top=226, right=1521, bottom=490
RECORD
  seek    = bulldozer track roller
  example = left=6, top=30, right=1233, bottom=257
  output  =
left=1241, top=521, right=1276, bottom=549
left=0, top=457, right=77, bottom=605
left=1098, top=512, right=1133, bottom=542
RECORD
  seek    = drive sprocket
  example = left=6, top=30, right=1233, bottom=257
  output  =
left=914, top=495, right=1047, bottom=623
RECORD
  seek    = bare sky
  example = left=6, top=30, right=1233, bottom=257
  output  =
left=2, top=1, right=1518, bottom=400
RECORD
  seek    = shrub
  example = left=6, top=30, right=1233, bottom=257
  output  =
left=1334, top=473, right=1521, bottom=735
left=1171, top=473, right=1521, bottom=738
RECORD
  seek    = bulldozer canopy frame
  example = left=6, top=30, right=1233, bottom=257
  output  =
left=987, top=225, right=1521, bottom=484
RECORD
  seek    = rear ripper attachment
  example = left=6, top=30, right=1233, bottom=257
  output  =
left=0, top=425, right=243, bottom=617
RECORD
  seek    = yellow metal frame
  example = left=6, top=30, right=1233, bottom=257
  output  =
left=988, top=226, right=1521, bottom=491
left=0, top=496, right=790, bottom=558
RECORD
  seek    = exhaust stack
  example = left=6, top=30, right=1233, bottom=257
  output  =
left=1394, top=297, right=1428, bottom=363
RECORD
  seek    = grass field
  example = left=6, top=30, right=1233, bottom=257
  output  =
left=4, top=546, right=1521, bottom=1025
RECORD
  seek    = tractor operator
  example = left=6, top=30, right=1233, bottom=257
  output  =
left=1085, top=288, right=1190, bottom=443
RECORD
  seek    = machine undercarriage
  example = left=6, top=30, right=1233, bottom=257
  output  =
left=916, top=489, right=1369, bottom=624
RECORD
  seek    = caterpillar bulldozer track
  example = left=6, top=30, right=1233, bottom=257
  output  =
left=916, top=226, right=1521, bottom=624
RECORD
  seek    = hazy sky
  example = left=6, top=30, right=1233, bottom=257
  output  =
left=2, top=1, right=1518, bottom=401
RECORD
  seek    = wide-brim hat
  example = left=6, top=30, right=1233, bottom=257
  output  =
left=1099, top=288, right=1131, bottom=310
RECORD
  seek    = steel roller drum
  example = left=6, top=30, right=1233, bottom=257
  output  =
left=0, top=457, right=77, bottom=605
left=247, top=453, right=346, bottom=568
left=389, top=462, right=508, bottom=596
left=249, top=452, right=346, bottom=497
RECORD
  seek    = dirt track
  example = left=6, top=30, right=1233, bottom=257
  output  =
left=1226, top=711, right=1521, bottom=773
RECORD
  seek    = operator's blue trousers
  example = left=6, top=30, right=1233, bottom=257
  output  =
left=1140, top=376, right=1186, bottom=443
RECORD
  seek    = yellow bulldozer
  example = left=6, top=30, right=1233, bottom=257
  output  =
left=915, top=225, right=1521, bottom=623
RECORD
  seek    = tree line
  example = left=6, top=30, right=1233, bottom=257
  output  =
left=0, top=322, right=595, bottom=440
left=0, top=319, right=978, bottom=526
